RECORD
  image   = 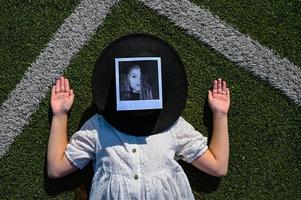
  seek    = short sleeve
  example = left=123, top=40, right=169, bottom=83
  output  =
left=64, top=115, right=98, bottom=169
left=172, top=117, right=208, bottom=163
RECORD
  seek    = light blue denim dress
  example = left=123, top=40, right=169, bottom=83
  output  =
left=65, top=114, right=208, bottom=200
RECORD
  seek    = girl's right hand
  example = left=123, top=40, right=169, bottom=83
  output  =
left=51, top=76, right=74, bottom=116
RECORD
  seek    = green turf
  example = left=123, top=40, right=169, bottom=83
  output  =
left=192, top=0, right=301, bottom=68
left=0, top=0, right=300, bottom=199
left=0, top=0, right=80, bottom=105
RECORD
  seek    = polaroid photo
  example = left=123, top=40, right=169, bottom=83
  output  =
left=115, top=57, right=163, bottom=111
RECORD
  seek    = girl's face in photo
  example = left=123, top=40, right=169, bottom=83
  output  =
left=128, top=66, right=141, bottom=93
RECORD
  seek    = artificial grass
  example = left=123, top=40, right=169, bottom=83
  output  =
left=191, top=0, right=301, bottom=68
left=0, top=0, right=300, bottom=199
left=0, top=0, right=80, bottom=105
left=1, top=0, right=300, bottom=106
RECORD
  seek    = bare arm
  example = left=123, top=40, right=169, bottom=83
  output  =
left=192, top=79, right=230, bottom=177
left=47, top=76, right=78, bottom=178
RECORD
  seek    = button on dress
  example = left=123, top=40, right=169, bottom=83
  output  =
left=65, top=114, right=208, bottom=200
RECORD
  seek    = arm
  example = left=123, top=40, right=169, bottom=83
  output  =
left=192, top=79, right=230, bottom=177
left=47, top=76, right=78, bottom=178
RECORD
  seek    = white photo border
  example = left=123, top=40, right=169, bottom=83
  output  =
left=115, top=57, right=163, bottom=111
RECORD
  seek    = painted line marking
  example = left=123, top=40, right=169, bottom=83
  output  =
left=0, top=0, right=120, bottom=158
left=140, top=0, right=301, bottom=106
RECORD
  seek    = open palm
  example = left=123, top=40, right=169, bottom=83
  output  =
left=51, top=76, right=74, bottom=115
left=208, top=79, right=230, bottom=115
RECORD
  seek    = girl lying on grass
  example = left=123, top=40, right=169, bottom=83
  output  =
left=47, top=76, right=230, bottom=199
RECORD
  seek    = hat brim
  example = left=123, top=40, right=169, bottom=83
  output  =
left=92, top=34, right=188, bottom=135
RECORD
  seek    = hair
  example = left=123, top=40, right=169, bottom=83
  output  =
left=120, top=65, right=153, bottom=100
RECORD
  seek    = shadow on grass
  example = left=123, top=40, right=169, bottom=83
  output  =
left=44, top=99, right=221, bottom=198
left=180, top=98, right=221, bottom=194
left=43, top=160, right=93, bottom=199
left=44, top=103, right=97, bottom=199
left=180, top=160, right=221, bottom=194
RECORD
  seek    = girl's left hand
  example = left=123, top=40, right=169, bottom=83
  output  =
left=208, top=79, right=230, bottom=115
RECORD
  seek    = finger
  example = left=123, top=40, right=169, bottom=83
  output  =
left=213, top=80, right=218, bottom=94
left=217, top=78, right=222, bottom=94
left=222, top=81, right=227, bottom=95
left=60, top=76, right=65, bottom=92
left=69, top=89, right=75, bottom=100
left=223, top=81, right=227, bottom=91
left=65, top=78, right=70, bottom=92
left=226, top=88, right=230, bottom=97
left=55, top=79, right=60, bottom=93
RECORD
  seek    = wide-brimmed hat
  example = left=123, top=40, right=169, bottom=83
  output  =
left=92, top=34, right=188, bottom=136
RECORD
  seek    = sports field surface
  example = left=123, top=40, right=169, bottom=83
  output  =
left=0, top=0, right=300, bottom=199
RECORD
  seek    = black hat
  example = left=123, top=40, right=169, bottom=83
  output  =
left=92, top=34, right=188, bottom=136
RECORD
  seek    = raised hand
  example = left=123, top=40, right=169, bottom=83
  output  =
left=51, top=76, right=74, bottom=116
left=208, top=79, right=230, bottom=115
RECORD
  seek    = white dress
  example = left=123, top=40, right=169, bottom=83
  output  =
left=65, top=114, right=208, bottom=200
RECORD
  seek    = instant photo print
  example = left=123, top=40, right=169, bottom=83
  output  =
left=115, top=57, right=163, bottom=111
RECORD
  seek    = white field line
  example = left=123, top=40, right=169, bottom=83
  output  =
left=0, top=0, right=120, bottom=158
left=139, top=0, right=301, bottom=106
